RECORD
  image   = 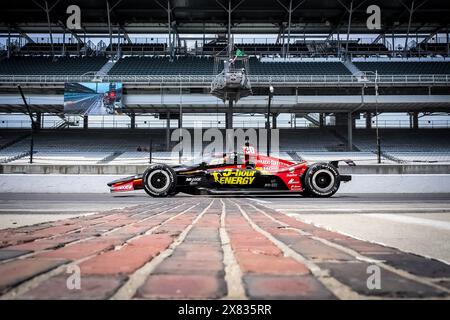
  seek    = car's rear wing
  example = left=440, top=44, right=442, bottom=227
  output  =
left=329, top=159, right=356, bottom=168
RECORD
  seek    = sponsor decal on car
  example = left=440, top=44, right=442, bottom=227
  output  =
left=211, top=169, right=256, bottom=185
left=113, top=181, right=134, bottom=192
left=186, top=177, right=202, bottom=185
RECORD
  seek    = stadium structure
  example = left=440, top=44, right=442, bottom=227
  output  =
left=0, top=0, right=450, bottom=168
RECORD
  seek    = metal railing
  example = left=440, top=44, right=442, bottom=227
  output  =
left=1, top=74, right=450, bottom=85
left=2, top=118, right=450, bottom=129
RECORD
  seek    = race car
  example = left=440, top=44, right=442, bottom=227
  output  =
left=108, top=144, right=353, bottom=198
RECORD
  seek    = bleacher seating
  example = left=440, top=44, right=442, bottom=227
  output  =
left=249, top=59, right=351, bottom=75
left=202, top=42, right=309, bottom=55
left=351, top=129, right=450, bottom=153
left=296, top=151, right=390, bottom=163
left=20, top=43, right=84, bottom=55
left=108, top=56, right=351, bottom=75
left=109, top=56, right=214, bottom=75
left=353, top=61, right=450, bottom=74
left=0, top=56, right=108, bottom=75
left=279, top=129, right=343, bottom=152
left=1, top=129, right=449, bottom=164
left=8, top=55, right=450, bottom=77
left=416, top=43, right=449, bottom=55
left=106, top=43, right=166, bottom=54
left=0, top=131, right=27, bottom=148
left=344, top=43, right=389, bottom=55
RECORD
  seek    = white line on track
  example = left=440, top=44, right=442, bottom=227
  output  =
left=0, top=208, right=110, bottom=212
left=245, top=197, right=271, bottom=204
left=280, top=208, right=450, bottom=213
left=366, top=214, right=450, bottom=231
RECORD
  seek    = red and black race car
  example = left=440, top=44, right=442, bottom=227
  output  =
left=108, top=145, right=353, bottom=198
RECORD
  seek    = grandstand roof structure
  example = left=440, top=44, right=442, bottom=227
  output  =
left=1, top=0, right=449, bottom=35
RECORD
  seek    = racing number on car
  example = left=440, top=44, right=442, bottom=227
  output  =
left=243, top=146, right=255, bottom=154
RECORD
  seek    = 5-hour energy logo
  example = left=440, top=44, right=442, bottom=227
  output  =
left=211, top=169, right=256, bottom=185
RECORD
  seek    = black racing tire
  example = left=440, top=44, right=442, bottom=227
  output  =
left=303, top=163, right=340, bottom=198
left=300, top=190, right=312, bottom=197
left=142, top=164, right=177, bottom=197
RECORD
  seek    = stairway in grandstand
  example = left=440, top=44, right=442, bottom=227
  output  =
left=342, top=58, right=362, bottom=76
left=96, top=59, right=117, bottom=76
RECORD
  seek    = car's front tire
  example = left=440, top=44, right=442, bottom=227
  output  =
left=303, top=163, right=340, bottom=198
left=143, top=164, right=177, bottom=197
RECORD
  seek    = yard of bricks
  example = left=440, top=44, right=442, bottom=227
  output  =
left=1, top=198, right=450, bottom=299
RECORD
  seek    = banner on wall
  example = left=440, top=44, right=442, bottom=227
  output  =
left=64, top=82, right=123, bottom=115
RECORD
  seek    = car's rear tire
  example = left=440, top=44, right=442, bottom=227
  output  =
left=300, top=190, right=312, bottom=197
left=303, top=163, right=340, bottom=198
left=143, top=164, right=177, bottom=197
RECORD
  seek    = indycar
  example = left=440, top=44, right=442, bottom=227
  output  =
left=108, top=145, right=353, bottom=198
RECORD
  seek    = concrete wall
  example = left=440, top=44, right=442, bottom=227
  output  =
left=0, top=174, right=123, bottom=193
left=0, top=174, right=449, bottom=194
left=338, top=174, right=450, bottom=193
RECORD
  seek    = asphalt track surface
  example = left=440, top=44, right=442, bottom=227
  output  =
left=0, top=193, right=449, bottom=299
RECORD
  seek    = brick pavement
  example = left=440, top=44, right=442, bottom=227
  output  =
left=0, top=198, right=449, bottom=299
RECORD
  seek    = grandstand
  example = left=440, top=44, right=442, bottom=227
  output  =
left=0, top=56, right=108, bottom=75
left=1, top=128, right=449, bottom=165
left=0, top=0, right=449, bottom=168
left=107, top=56, right=351, bottom=76
left=353, top=61, right=450, bottom=75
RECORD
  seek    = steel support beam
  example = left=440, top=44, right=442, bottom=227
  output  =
left=120, top=25, right=132, bottom=44
left=35, top=112, right=42, bottom=130
left=336, top=0, right=369, bottom=56
left=447, top=30, right=449, bottom=55
left=57, top=20, right=83, bottom=45
left=366, top=112, right=372, bottom=129
left=106, top=0, right=113, bottom=54
left=215, top=0, right=246, bottom=57
left=372, top=33, right=385, bottom=44
left=166, top=110, right=171, bottom=151
left=228, top=0, right=232, bottom=57
left=412, top=111, right=419, bottom=129
left=226, top=100, right=233, bottom=129
left=286, top=0, right=292, bottom=58
left=345, top=0, right=353, bottom=56
left=347, top=112, right=353, bottom=151
left=129, top=113, right=136, bottom=129
left=419, top=27, right=442, bottom=44
left=83, top=115, right=88, bottom=130
left=105, top=0, right=124, bottom=56
left=45, top=1, right=54, bottom=57
left=275, top=0, right=306, bottom=58
left=404, top=0, right=415, bottom=54
left=12, top=25, right=34, bottom=43
left=7, top=25, right=11, bottom=59
left=32, top=0, right=61, bottom=56
left=272, top=113, right=278, bottom=129
left=168, top=0, right=173, bottom=58
left=319, top=113, right=324, bottom=128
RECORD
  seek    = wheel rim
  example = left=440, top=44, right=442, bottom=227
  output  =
left=311, top=169, right=335, bottom=193
left=147, top=170, right=170, bottom=192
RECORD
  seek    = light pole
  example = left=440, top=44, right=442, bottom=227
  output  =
left=374, top=70, right=381, bottom=164
left=359, top=71, right=381, bottom=163
left=179, top=79, right=183, bottom=164
left=267, top=85, right=274, bottom=156
left=18, top=85, right=36, bottom=164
